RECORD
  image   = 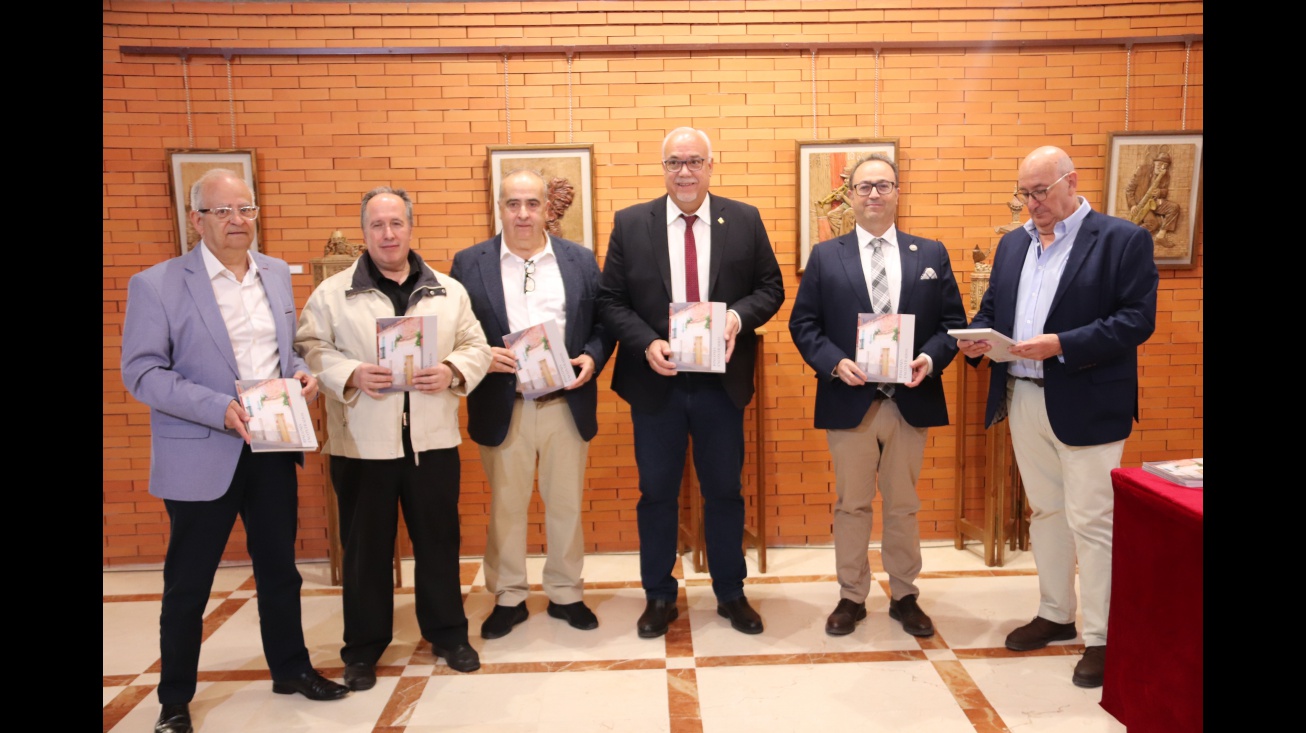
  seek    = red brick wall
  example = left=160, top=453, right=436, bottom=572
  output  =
left=103, top=1, right=1203, bottom=567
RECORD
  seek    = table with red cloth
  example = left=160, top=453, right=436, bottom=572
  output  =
left=1100, top=467, right=1203, bottom=732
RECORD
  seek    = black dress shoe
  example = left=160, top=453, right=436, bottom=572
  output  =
left=343, top=662, right=376, bottom=691
left=717, top=596, right=763, bottom=635
left=433, top=642, right=481, bottom=673
left=271, top=669, right=349, bottom=700
left=548, top=600, right=599, bottom=630
left=888, top=594, right=935, bottom=637
left=824, top=598, right=867, bottom=636
left=480, top=601, right=529, bottom=639
left=1072, top=645, right=1107, bottom=688
left=1005, top=616, right=1077, bottom=651
left=154, top=703, right=193, bottom=733
left=636, top=598, right=679, bottom=638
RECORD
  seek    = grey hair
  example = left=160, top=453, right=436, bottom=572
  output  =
left=189, top=168, right=252, bottom=212
left=360, top=186, right=414, bottom=229
left=850, top=152, right=899, bottom=184
left=661, top=127, right=712, bottom=161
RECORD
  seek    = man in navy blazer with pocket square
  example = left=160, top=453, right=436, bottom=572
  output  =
left=957, top=146, right=1158, bottom=688
left=450, top=169, right=613, bottom=640
left=598, top=127, right=785, bottom=639
left=121, top=169, right=348, bottom=733
left=790, top=153, right=968, bottom=640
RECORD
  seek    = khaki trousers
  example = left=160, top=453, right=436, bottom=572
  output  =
left=826, top=398, right=928, bottom=602
left=480, top=397, right=589, bottom=607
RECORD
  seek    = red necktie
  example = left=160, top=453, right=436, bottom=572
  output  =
left=681, top=214, right=700, bottom=301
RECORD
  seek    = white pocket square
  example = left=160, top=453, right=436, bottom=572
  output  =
left=920, top=268, right=938, bottom=280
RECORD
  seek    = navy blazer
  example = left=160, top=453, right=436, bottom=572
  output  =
left=790, top=230, right=968, bottom=430
left=120, top=245, right=310, bottom=500
left=967, top=209, right=1158, bottom=446
left=597, top=195, right=785, bottom=411
left=450, top=234, right=613, bottom=445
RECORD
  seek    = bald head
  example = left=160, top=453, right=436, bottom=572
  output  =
left=1017, top=146, right=1080, bottom=238
left=1020, top=146, right=1075, bottom=180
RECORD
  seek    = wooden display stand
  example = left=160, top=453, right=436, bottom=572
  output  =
left=310, top=234, right=404, bottom=588
left=677, top=329, right=769, bottom=574
left=953, top=359, right=1029, bottom=566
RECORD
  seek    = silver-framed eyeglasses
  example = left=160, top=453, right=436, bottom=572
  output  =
left=197, top=205, right=260, bottom=221
left=662, top=158, right=707, bottom=173
left=523, top=259, right=536, bottom=294
left=1015, top=171, right=1073, bottom=204
left=852, top=180, right=898, bottom=197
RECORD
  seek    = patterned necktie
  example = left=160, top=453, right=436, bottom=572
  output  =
left=681, top=213, right=700, bottom=301
left=869, top=237, right=892, bottom=314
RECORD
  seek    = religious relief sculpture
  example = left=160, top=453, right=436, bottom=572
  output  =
left=1125, top=146, right=1181, bottom=244
left=812, top=162, right=857, bottom=239
left=544, top=176, right=576, bottom=237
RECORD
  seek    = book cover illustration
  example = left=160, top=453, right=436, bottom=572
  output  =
left=668, top=301, right=727, bottom=373
left=503, top=319, right=576, bottom=399
left=1142, top=457, right=1203, bottom=488
left=854, top=313, right=917, bottom=384
left=235, top=378, right=319, bottom=453
left=376, top=315, right=439, bottom=393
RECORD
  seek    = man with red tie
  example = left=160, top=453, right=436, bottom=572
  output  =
left=597, top=127, right=785, bottom=638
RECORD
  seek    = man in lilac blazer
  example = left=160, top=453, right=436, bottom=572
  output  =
left=121, top=169, right=347, bottom=733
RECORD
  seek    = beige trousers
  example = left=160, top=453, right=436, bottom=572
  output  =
left=480, top=397, right=590, bottom=607
left=826, top=398, right=928, bottom=602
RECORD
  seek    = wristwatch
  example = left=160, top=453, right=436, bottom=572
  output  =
left=443, top=361, right=463, bottom=388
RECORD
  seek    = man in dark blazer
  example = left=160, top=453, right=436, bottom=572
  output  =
left=597, top=127, right=785, bottom=638
left=121, top=169, right=348, bottom=733
left=958, top=146, right=1158, bottom=689
left=790, top=153, right=968, bottom=639
left=451, top=169, right=614, bottom=640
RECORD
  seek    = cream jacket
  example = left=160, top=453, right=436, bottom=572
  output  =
left=294, top=254, right=491, bottom=460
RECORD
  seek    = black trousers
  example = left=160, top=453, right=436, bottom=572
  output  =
left=158, top=448, right=310, bottom=705
left=330, top=447, right=466, bottom=665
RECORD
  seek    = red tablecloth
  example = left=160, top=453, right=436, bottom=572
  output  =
left=1100, top=467, right=1203, bottom=732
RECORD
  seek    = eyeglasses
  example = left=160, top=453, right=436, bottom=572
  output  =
left=662, top=158, right=707, bottom=173
left=1015, top=171, right=1073, bottom=204
left=523, top=259, right=535, bottom=294
left=197, top=205, right=260, bottom=221
left=852, top=180, right=898, bottom=197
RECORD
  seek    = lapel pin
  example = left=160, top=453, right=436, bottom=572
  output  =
left=909, top=244, right=918, bottom=251
left=718, top=217, right=725, bottom=224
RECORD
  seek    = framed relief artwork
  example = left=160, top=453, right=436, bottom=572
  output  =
left=166, top=149, right=260, bottom=255
left=1105, top=131, right=1203, bottom=268
left=796, top=138, right=898, bottom=273
left=487, top=144, right=597, bottom=251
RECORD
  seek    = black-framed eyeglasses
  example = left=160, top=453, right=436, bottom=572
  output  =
left=197, top=205, right=260, bottom=221
left=662, top=158, right=707, bottom=173
left=852, top=180, right=897, bottom=197
left=1015, top=171, right=1073, bottom=204
left=523, top=259, right=535, bottom=294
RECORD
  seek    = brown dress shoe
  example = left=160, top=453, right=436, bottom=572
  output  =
left=717, top=596, right=763, bottom=635
left=1072, top=645, right=1106, bottom=688
left=1005, top=616, right=1077, bottom=651
left=824, top=599, right=867, bottom=636
left=888, top=594, right=935, bottom=637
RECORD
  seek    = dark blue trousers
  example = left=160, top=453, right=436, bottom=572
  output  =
left=631, top=375, right=747, bottom=602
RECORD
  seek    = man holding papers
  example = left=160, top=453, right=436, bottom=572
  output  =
left=598, top=127, right=784, bottom=638
left=956, top=146, right=1158, bottom=688
left=790, top=153, right=967, bottom=638
left=451, top=169, right=613, bottom=639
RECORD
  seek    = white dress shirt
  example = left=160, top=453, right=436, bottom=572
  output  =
left=200, top=243, right=280, bottom=380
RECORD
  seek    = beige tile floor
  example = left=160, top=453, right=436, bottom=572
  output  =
left=104, top=545, right=1125, bottom=733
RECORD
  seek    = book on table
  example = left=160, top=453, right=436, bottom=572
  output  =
left=1142, top=458, right=1203, bottom=488
left=376, top=315, right=438, bottom=393
left=947, top=327, right=1019, bottom=362
left=235, top=378, right=319, bottom=453
left=668, top=301, right=727, bottom=373
left=503, top=319, right=576, bottom=399
left=855, top=313, right=916, bottom=384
